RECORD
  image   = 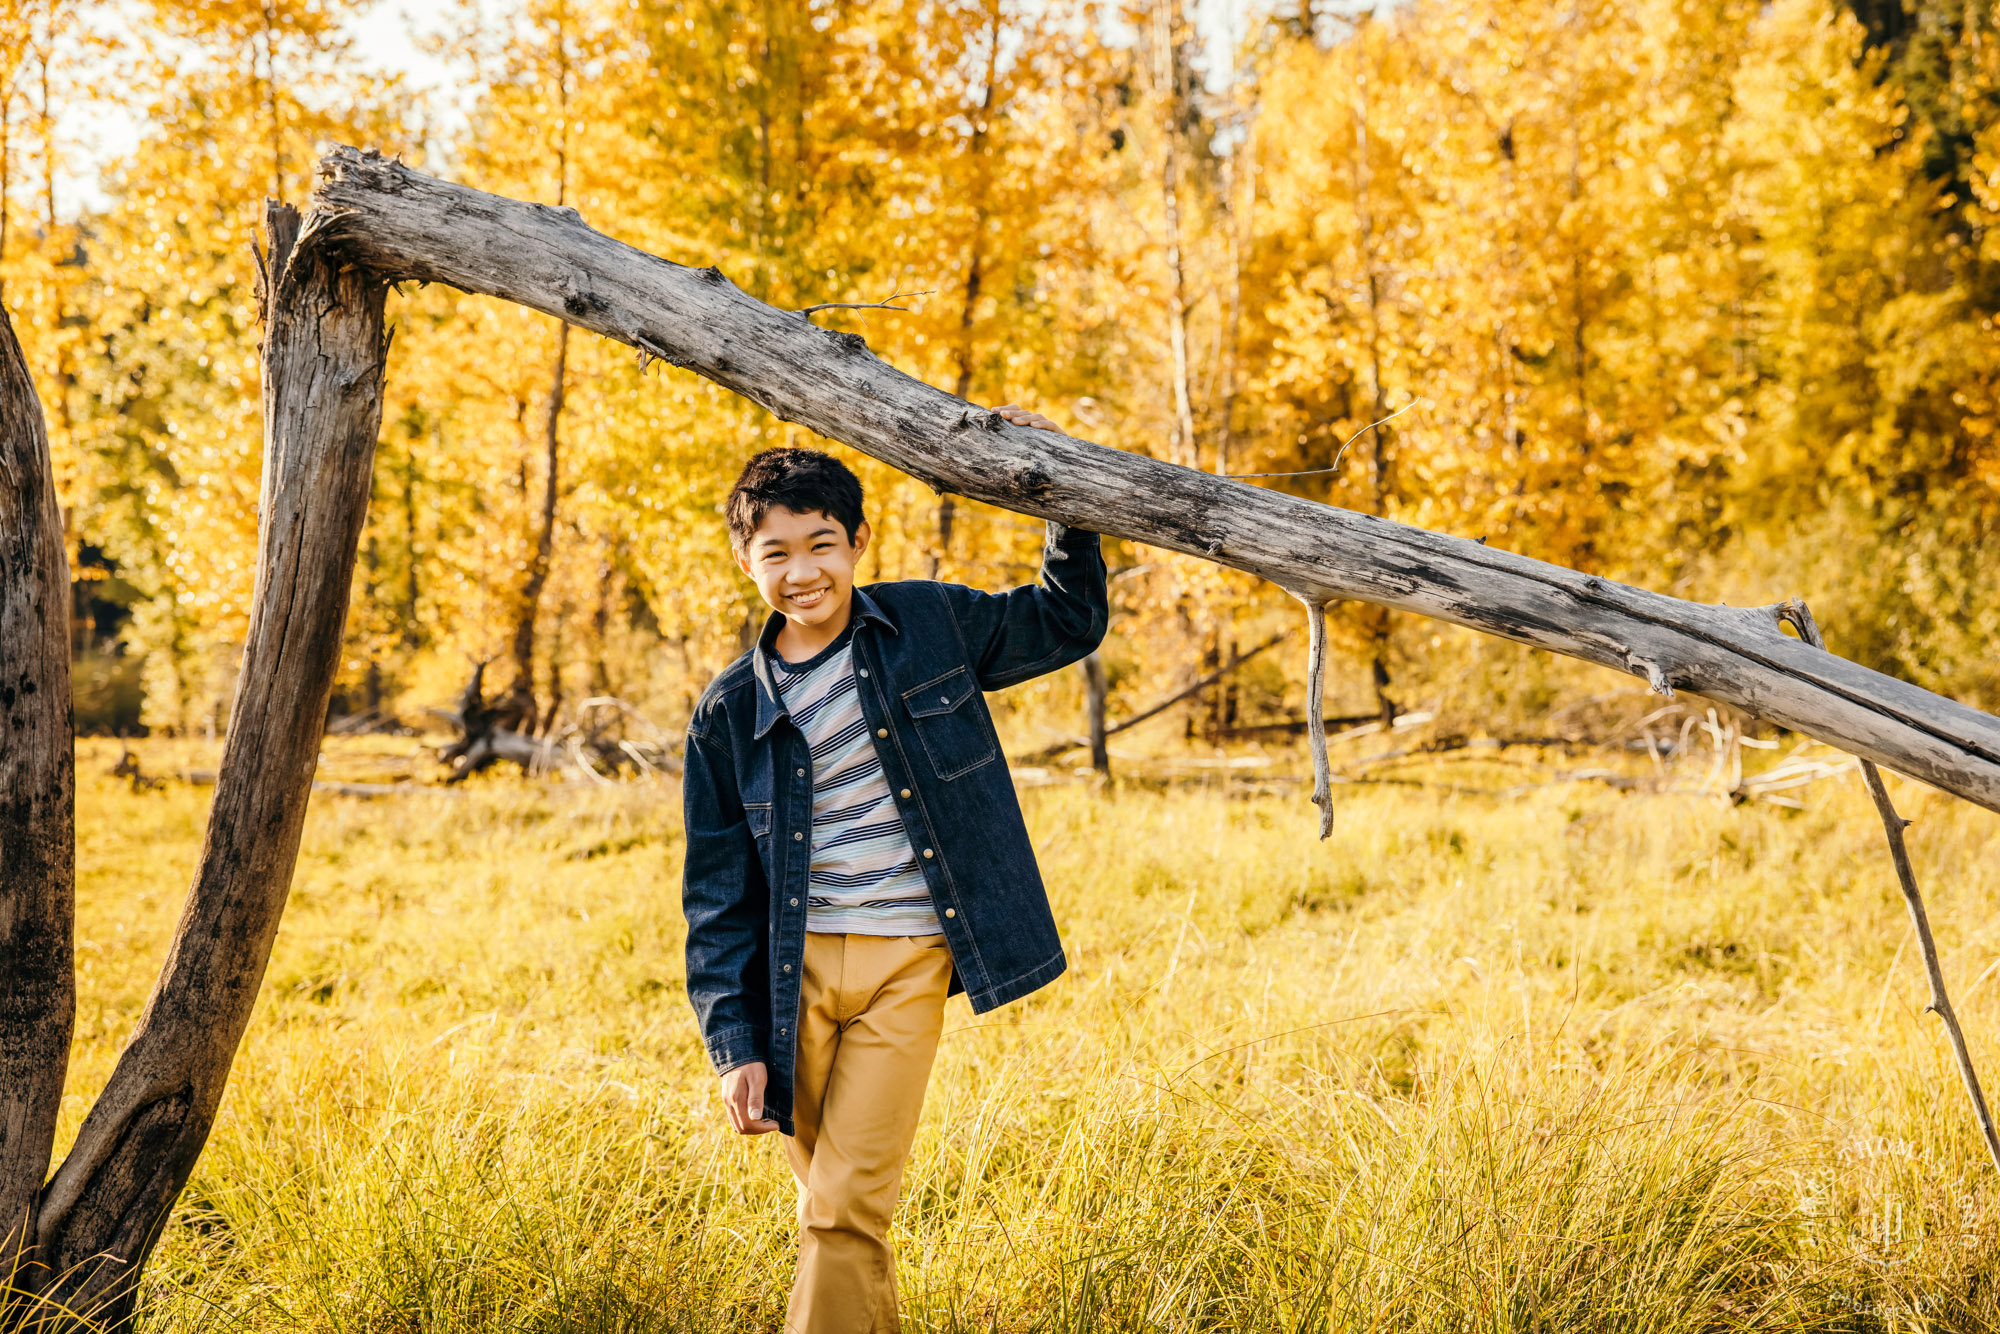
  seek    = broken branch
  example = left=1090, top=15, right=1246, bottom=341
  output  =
left=1301, top=596, right=1332, bottom=840
left=794, top=287, right=934, bottom=318
left=1778, top=599, right=2000, bottom=1178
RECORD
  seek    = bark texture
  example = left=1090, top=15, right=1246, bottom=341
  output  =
left=0, top=306, right=74, bottom=1295
left=25, top=202, right=387, bottom=1326
left=305, top=145, right=2000, bottom=811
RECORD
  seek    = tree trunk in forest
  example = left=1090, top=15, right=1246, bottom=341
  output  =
left=308, top=145, right=2000, bottom=814
left=19, top=201, right=387, bottom=1328
left=1352, top=54, right=1398, bottom=729
left=935, top=0, right=1003, bottom=578
left=1081, top=651, right=1109, bottom=776
left=1152, top=0, right=1198, bottom=470
left=591, top=544, right=615, bottom=696
left=402, top=437, right=423, bottom=650
left=508, top=321, right=568, bottom=733
left=0, top=306, right=75, bottom=1306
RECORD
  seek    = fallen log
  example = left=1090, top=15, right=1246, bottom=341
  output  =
left=307, top=145, right=2000, bottom=815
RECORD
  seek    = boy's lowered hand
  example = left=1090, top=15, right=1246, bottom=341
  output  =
left=994, top=404, right=1063, bottom=434
left=721, top=1061, right=779, bottom=1135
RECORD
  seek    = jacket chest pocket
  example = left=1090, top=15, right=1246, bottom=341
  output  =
left=745, top=803, right=773, bottom=840
left=902, top=666, right=996, bottom=781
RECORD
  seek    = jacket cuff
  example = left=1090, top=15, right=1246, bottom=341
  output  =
left=1046, top=521, right=1101, bottom=550
left=704, top=1024, right=766, bottom=1075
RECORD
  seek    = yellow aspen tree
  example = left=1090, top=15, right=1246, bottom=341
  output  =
left=45, top=0, right=408, bottom=734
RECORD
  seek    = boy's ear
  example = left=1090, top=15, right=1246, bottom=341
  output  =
left=732, top=542, right=752, bottom=577
left=851, top=520, right=872, bottom=559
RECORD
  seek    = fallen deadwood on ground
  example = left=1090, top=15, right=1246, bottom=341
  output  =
left=434, top=661, right=554, bottom=780
left=308, top=145, right=2000, bottom=816
left=1020, top=630, right=1292, bottom=764
left=435, top=664, right=679, bottom=781
left=1211, top=713, right=1399, bottom=739
left=178, top=772, right=469, bottom=799
left=313, top=781, right=466, bottom=799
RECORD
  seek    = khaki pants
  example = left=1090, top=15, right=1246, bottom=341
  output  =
left=784, top=932, right=953, bottom=1334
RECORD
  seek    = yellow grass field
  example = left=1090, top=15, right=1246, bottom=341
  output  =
left=60, top=738, right=2000, bottom=1331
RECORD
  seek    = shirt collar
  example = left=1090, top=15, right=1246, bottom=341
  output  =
left=750, top=587, right=897, bottom=740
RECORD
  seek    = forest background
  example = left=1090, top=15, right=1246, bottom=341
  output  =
left=5, top=0, right=2000, bottom=756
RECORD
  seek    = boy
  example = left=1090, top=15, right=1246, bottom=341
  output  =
left=680, top=408, right=1106, bottom=1333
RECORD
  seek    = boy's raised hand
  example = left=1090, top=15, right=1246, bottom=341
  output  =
left=994, top=404, right=1063, bottom=434
left=721, top=1061, right=779, bottom=1135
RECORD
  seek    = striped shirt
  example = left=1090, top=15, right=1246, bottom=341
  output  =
left=770, top=630, right=940, bottom=935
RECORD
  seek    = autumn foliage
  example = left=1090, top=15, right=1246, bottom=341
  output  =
left=6, top=0, right=1999, bottom=747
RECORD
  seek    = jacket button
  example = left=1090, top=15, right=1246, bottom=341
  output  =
left=790, top=897, right=799, bottom=906
left=783, top=964, right=793, bottom=973
left=940, top=695, right=949, bottom=704
left=859, top=668, right=869, bottom=678
left=793, top=831, right=804, bottom=841
left=899, top=788, right=911, bottom=799
left=797, top=767, right=805, bottom=777
left=876, top=728, right=887, bottom=738
left=944, top=908, right=956, bottom=918
left=922, top=848, right=934, bottom=859
left=780, top=1027, right=788, bottom=1035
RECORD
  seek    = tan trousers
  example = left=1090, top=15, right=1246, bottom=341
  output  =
left=783, top=931, right=953, bottom=1334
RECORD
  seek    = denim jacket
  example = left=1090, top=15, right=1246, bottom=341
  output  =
left=681, top=522, right=1107, bottom=1133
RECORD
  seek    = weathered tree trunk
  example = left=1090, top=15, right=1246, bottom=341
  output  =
left=0, top=306, right=75, bottom=1303
left=306, top=145, right=2000, bottom=813
left=23, top=202, right=387, bottom=1327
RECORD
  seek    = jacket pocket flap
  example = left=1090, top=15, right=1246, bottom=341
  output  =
left=903, top=666, right=976, bottom=718
left=744, top=802, right=773, bottom=836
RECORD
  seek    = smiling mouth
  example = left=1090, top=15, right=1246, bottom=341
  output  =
left=788, top=587, right=831, bottom=609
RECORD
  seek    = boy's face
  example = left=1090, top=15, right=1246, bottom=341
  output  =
left=735, top=505, right=873, bottom=635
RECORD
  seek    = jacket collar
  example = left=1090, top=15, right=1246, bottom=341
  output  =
left=750, top=586, right=898, bottom=740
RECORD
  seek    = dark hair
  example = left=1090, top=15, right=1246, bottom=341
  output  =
left=725, top=448, right=866, bottom=548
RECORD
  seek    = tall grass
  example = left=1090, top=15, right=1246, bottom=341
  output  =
left=58, top=740, right=2000, bottom=1330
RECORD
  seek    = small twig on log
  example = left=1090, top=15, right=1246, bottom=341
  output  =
left=794, top=288, right=934, bottom=319
left=634, top=333, right=673, bottom=374
left=1299, top=594, right=1332, bottom=840
left=1777, top=598, right=2000, bottom=1178
left=1224, top=402, right=1418, bottom=479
